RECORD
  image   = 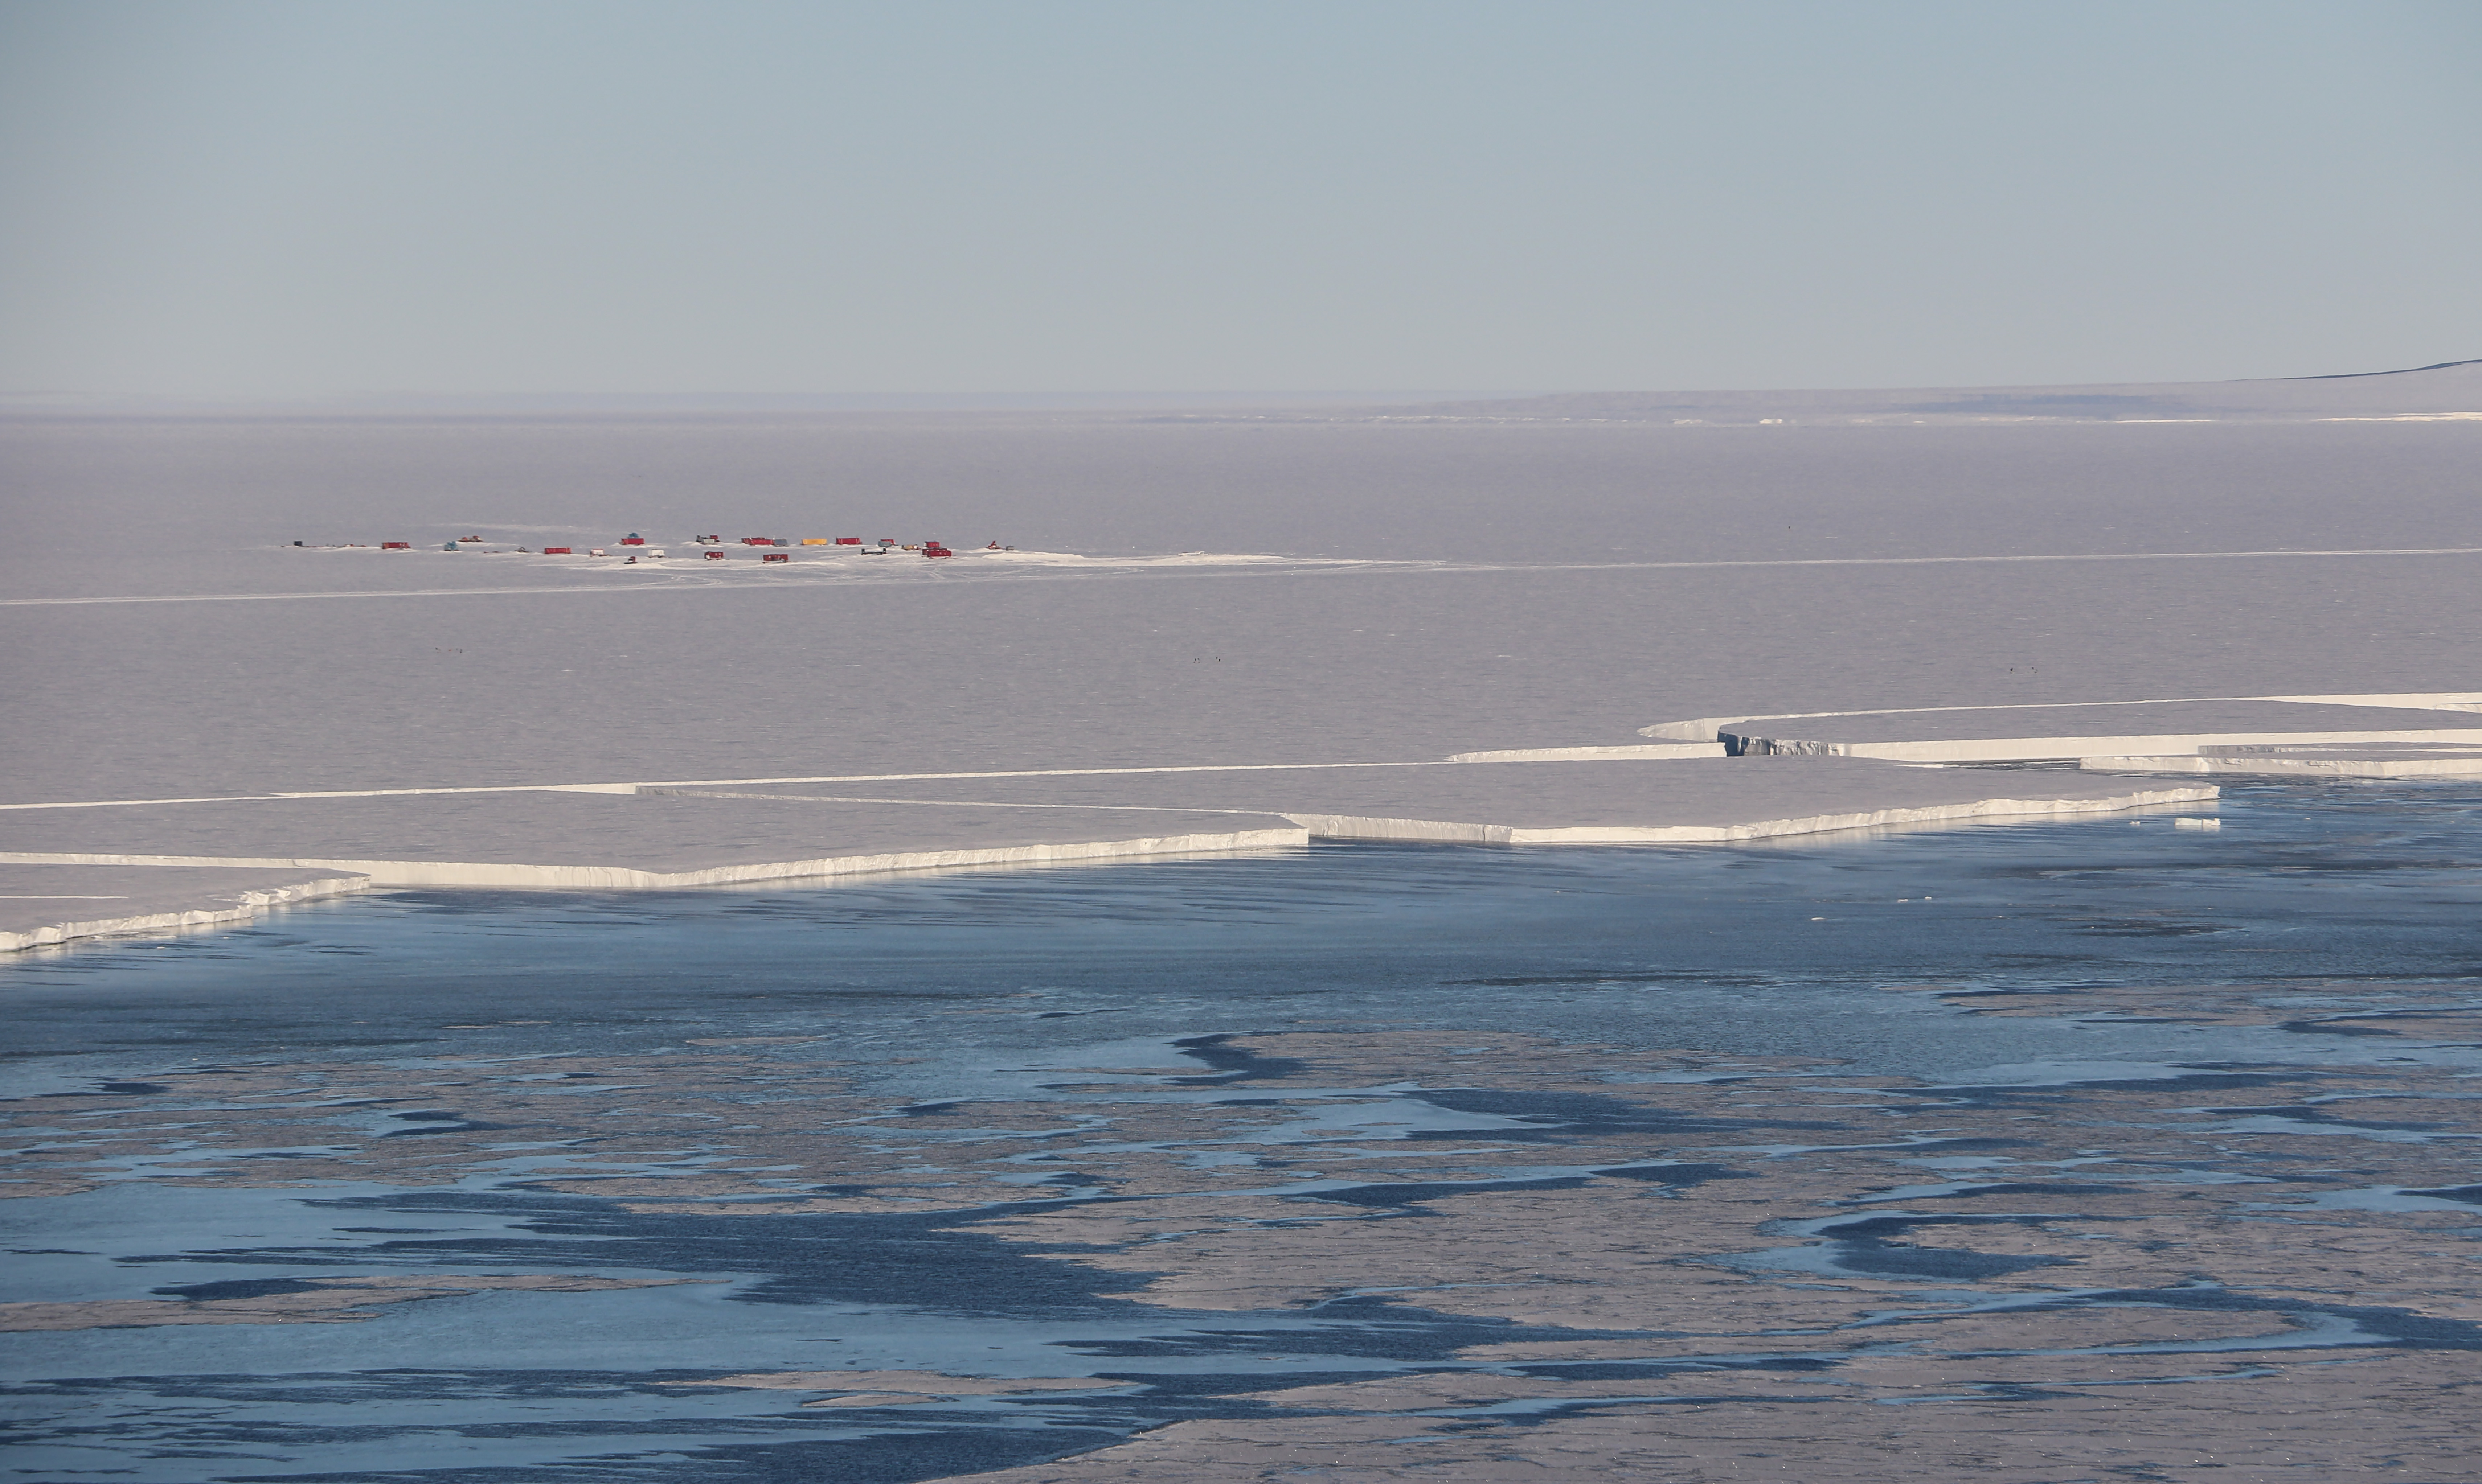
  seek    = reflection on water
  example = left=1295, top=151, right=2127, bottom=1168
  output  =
left=3, top=780, right=2479, bottom=1482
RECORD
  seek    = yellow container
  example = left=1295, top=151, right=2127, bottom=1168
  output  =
left=800, top=537, right=831, bottom=545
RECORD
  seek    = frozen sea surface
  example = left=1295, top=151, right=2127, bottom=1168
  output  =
left=3, top=779, right=2478, bottom=1482
left=6, top=394, right=2481, bottom=1478
left=6, top=415, right=2481, bottom=807
left=5, top=411, right=2479, bottom=944
left=7, top=779, right=2476, bottom=1083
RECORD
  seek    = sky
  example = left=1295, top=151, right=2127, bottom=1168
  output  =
left=1, top=0, right=2476, bottom=399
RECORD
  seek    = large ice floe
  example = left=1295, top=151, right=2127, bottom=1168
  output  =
left=3, top=677, right=2467, bottom=946
left=0, top=863, right=369, bottom=951
left=0, top=792, right=1308, bottom=890
left=0, top=755, right=2227, bottom=945
left=2082, top=740, right=2482, bottom=778
left=0, top=760, right=2208, bottom=900
left=4, top=371, right=2478, bottom=947
left=648, top=758, right=2210, bottom=846
left=1657, top=697, right=2482, bottom=762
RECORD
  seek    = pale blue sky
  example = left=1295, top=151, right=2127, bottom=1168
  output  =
left=3, top=0, right=2475, bottom=397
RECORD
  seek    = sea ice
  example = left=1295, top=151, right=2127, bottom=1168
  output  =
left=0, top=863, right=368, bottom=951
left=1692, top=700, right=2482, bottom=763
left=4, top=377, right=2477, bottom=943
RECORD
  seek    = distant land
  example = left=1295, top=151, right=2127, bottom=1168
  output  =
left=3, top=360, right=2475, bottom=421
left=1291, top=358, right=2482, bottom=426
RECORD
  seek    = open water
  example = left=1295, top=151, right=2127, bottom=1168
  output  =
left=3, top=777, right=2479, bottom=1482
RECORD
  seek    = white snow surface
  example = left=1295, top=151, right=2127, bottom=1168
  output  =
left=3, top=385, right=2477, bottom=940
left=1707, top=700, right=2482, bottom=762
left=683, top=759, right=2213, bottom=844
left=2083, top=739, right=2482, bottom=779
left=0, top=793, right=1308, bottom=888
left=0, top=763, right=2208, bottom=891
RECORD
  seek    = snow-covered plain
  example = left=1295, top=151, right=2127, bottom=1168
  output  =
left=4, top=366, right=2478, bottom=943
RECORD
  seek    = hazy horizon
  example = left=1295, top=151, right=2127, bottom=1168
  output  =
left=7, top=354, right=2477, bottom=418
left=4, top=0, right=2475, bottom=400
